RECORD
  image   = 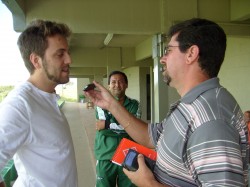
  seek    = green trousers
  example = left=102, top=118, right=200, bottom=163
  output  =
left=96, top=160, right=137, bottom=187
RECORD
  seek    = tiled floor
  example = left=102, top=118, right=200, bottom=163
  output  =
left=62, top=102, right=96, bottom=187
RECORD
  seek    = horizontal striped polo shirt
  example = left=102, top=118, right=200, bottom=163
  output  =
left=149, top=78, right=248, bottom=187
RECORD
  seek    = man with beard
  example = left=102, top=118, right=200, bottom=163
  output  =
left=84, top=18, right=248, bottom=186
left=94, top=71, right=141, bottom=187
left=0, top=20, right=77, bottom=187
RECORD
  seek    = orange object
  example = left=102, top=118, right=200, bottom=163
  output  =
left=111, top=138, right=157, bottom=166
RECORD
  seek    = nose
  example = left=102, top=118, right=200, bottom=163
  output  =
left=65, top=52, right=72, bottom=65
left=160, top=55, right=166, bottom=65
left=115, top=82, right=119, bottom=87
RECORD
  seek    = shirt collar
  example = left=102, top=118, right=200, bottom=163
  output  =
left=123, top=95, right=129, bottom=106
left=181, top=77, right=220, bottom=104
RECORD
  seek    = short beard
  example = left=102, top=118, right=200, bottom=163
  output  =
left=163, top=74, right=171, bottom=86
left=42, top=59, right=69, bottom=84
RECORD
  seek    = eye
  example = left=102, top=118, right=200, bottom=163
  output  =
left=55, top=51, right=64, bottom=58
left=56, top=49, right=69, bottom=58
left=164, top=47, right=171, bottom=55
left=57, top=53, right=64, bottom=57
left=118, top=81, right=125, bottom=85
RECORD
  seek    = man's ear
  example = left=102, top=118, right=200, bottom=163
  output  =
left=186, top=45, right=199, bottom=64
left=29, top=53, right=42, bottom=69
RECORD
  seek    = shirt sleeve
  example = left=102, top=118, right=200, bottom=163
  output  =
left=0, top=99, right=30, bottom=173
left=186, top=120, right=245, bottom=186
left=95, top=106, right=106, bottom=120
left=148, top=119, right=165, bottom=148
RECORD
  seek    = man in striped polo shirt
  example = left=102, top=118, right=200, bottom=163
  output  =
left=85, top=18, right=248, bottom=186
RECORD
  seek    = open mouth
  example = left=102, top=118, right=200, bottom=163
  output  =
left=62, top=66, right=70, bottom=73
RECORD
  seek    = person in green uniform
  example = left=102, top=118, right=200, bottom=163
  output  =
left=94, top=71, right=141, bottom=187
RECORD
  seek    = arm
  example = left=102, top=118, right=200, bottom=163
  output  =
left=95, top=106, right=106, bottom=131
left=0, top=98, right=29, bottom=183
left=84, top=81, right=154, bottom=148
left=123, top=154, right=170, bottom=187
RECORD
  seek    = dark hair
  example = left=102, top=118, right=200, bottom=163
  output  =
left=17, top=19, right=72, bottom=74
left=168, top=18, right=226, bottom=78
left=108, top=71, right=128, bottom=85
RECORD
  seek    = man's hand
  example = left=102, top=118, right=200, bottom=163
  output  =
left=84, top=81, right=116, bottom=111
left=96, top=120, right=105, bottom=131
left=123, top=154, right=162, bottom=187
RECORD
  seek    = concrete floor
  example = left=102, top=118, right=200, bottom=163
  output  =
left=62, top=102, right=96, bottom=187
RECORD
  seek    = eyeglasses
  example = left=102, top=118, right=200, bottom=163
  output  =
left=163, top=45, right=190, bottom=56
left=163, top=45, right=181, bottom=56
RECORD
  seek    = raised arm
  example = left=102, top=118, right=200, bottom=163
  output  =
left=84, top=81, right=154, bottom=148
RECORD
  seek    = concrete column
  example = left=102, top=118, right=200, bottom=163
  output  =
left=151, top=34, right=169, bottom=123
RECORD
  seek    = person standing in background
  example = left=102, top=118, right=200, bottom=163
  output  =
left=94, top=71, right=141, bottom=187
left=0, top=20, right=77, bottom=187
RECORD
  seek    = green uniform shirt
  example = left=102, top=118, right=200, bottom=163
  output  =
left=94, top=95, right=141, bottom=160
